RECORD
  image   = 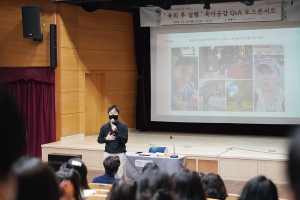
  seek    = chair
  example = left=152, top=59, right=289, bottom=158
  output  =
left=88, top=183, right=113, bottom=190
left=226, top=194, right=239, bottom=200
left=149, top=146, right=167, bottom=153
left=86, top=194, right=107, bottom=200
left=93, top=189, right=110, bottom=194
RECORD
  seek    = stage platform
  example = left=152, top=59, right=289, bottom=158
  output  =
left=42, top=129, right=290, bottom=184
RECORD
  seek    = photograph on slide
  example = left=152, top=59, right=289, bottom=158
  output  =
left=253, top=45, right=285, bottom=112
left=171, top=47, right=199, bottom=111
left=199, top=45, right=253, bottom=80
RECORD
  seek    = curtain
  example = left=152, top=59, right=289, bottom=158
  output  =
left=133, top=9, right=151, bottom=131
left=0, top=67, right=56, bottom=157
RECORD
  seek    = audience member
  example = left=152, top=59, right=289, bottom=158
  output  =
left=93, top=156, right=120, bottom=184
left=238, top=175, right=278, bottom=200
left=12, top=156, right=60, bottom=200
left=107, top=177, right=137, bottom=200
left=172, top=169, right=206, bottom=200
left=0, top=87, right=26, bottom=200
left=287, top=128, right=300, bottom=200
left=65, top=158, right=90, bottom=189
left=142, top=162, right=158, bottom=174
left=200, top=172, right=228, bottom=200
left=56, top=168, right=82, bottom=200
left=136, top=168, right=174, bottom=200
left=151, top=189, right=174, bottom=200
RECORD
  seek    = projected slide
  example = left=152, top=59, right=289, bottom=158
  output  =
left=151, top=26, right=300, bottom=124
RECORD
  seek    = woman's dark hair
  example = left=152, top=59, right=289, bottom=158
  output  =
left=238, top=175, right=278, bottom=200
left=200, top=173, right=228, bottom=200
left=172, top=169, right=206, bottom=200
left=107, top=177, right=137, bottom=200
left=0, top=87, right=25, bottom=178
left=56, top=168, right=82, bottom=200
left=136, top=168, right=174, bottom=200
left=12, top=156, right=60, bottom=200
left=65, top=157, right=89, bottom=189
left=151, top=189, right=174, bottom=200
left=142, top=162, right=158, bottom=174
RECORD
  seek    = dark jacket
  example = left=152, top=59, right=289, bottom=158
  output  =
left=92, top=173, right=115, bottom=184
left=97, top=121, right=128, bottom=153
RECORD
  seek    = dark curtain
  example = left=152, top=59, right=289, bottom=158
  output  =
left=0, top=67, right=56, bottom=157
left=133, top=9, right=151, bottom=131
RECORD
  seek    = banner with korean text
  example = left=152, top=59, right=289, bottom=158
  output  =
left=160, top=1, right=281, bottom=25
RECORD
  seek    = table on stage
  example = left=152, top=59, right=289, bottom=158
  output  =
left=125, top=151, right=187, bottom=181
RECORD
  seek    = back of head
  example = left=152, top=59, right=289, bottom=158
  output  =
left=238, top=175, right=278, bottom=200
left=104, top=156, right=120, bottom=175
left=172, top=169, right=205, bottom=200
left=107, top=177, right=137, bottom=200
left=12, top=156, right=60, bottom=200
left=200, top=173, right=228, bottom=200
left=65, top=157, right=89, bottom=189
left=137, top=168, right=174, bottom=200
left=142, top=162, right=158, bottom=174
left=151, top=189, right=174, bottom=200
left=56, top=168, right=82, bottom=200
left=288, top=127, right=300, bottom=199
left=0, top=87, right=25, bottom=178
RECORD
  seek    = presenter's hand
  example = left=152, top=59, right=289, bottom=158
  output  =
left=106, top=132, right=116, bottom=141
left=111, top=123, right=117, bottom=132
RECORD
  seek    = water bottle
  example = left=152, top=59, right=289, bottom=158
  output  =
left=164, top=147, right=168, bottom=157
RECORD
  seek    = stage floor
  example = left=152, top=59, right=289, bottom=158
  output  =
left=42, top=129, right=290, bottom=184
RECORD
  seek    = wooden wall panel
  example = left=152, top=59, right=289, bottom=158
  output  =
left=186, top=159, right=197, bottom=171
left=198, top=160, right=218, bottom=173
left=78, top=9, right=133, bottom=31
left=60, top=3, right=79, bottom=27
left=107, top=90, right=136, bottom=109
left=78, top=49, right=136, bottom=71
left=117, top=108, right=136, bottom=128
left=79, top=29, right=134, bottom=51
left=107, top=71, right=137, bottom=91
left=61, top=92, right=80, bottom=114
left=61, top=47, right=79, bottom=70
left=62, top=113, right=80, bottom=136
left=61, top=70, right=79, bottom=92
left=60, top=26, right=79, bottom=49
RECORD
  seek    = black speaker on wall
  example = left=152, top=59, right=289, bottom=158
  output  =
left=50, top=24, right=57, bottom=67
left=21, top=5, right=43, bottom=42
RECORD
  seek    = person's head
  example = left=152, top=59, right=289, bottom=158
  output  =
left=12, top=156, right=60, bottom=200
left=103, top=156, right=120, bottom=176
left=108, top=104, right=120, bottom=122
left=172, top=169, right=206, bottom=200
left=256, top=58, right=280, bottom=90
left=65, top=157, right=89, bottom=189
left=56, top=168, right=82, bottom=200
left=107, top=177, right=137, bottom=200
left=238, top=175, right=278, bottom=200
left=136, top=168, right=174, bottom=200
left=173, top=57, right=194, bottom=89
left=142, top=162, right=158, bottom=174
left=151, top=189, right=174, bottom=200
left=200, top=173, right=228, bottom=200
left=0, top=87, right=25, bottom=178
left=287, top=128, right=300, bottom=200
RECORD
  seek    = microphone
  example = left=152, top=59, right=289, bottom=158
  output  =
left=110, top=118, right=115, bottom=124
left=170, top=135, right=178, bottom=158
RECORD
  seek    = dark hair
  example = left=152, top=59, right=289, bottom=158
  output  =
left=174, top=57, right=194, bottom=70
left=200, top=173, right=228, bottom=200
left=136, top=168, right=174, bottom=200
left=56, top=168, right=82, bottom=200
left=238, top=175, right=278, bottom=200
left=107, top=177, right=137, bottom=200
left=142, top=162, right=158, bottom=174
left=0, top=87, right=25, bottom=177
left=172, top=169, right=206, bottom=200
left=12, top=157, right=60, bottom=200
left=151, top=189, right=174, bottom=200
left=108, top=104, right=120, bottom=114
left=104, top=156, right=120, bottom=175
left=288, top=128, right=300, bottom=199
left=65, top=157, right=89, bottom=189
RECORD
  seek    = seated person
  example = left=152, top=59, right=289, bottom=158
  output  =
left=200, top=172, right=228, bottom=200
left=92, top=156, right=120, bottom=184
left=238, top=175, right=278, bottom=200
left=106, top=177, right=137, bottom=200
left=142, top=162, right=158, bottom=174
left=64, top=158, right=90, bottom=189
